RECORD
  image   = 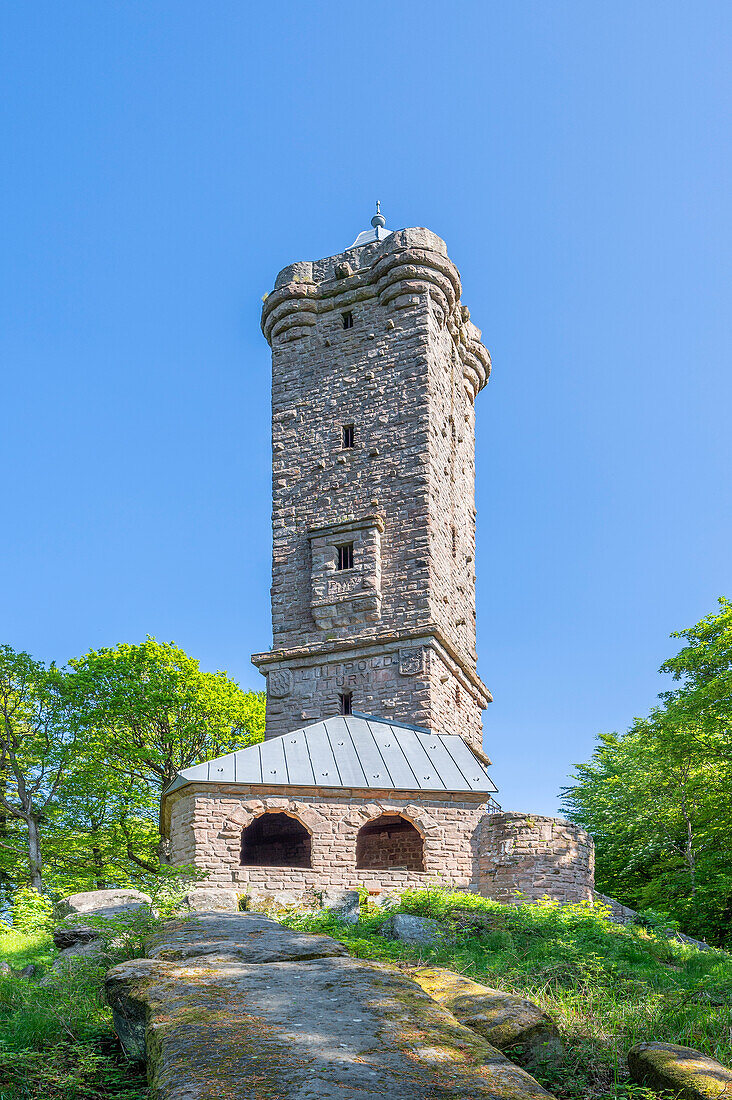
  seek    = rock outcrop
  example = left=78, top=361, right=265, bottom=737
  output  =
left=411, top=967, right=562, bottom=1063
left=628, top=1042, right=732, bottom=1100
left=106, top=910, right=558, bottom=1100
left=54, top=888, right=151, bottom=920
left=51, top=888, right=151, bottom=973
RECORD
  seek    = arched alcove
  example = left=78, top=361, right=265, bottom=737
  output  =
left=240, top=812, right=312, bottom=868
left=355, top=814, right=424, bottom=871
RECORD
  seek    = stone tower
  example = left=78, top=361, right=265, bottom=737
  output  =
left=252, top=213, right=491, bottom=750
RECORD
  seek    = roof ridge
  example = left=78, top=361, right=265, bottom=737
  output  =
left=350, top=711, right=430, bottom=734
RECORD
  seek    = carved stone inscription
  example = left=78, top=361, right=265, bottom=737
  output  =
left=280, top=656, right=397, bottom=711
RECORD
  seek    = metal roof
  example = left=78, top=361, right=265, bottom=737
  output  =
left=166, top=714, right=497, bottom=797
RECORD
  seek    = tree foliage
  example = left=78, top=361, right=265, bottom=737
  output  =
left=0, top=638, right=265, bottom=900
left=0, top=648, right=78, bottom=889
left=562, top=598, right=732, bottom=945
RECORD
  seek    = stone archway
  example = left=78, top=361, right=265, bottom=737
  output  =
left=240, top=812, right=312, bottom=868
left=355, top=813, right=425, bottom=871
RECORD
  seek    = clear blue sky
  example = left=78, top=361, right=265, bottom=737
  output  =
left=2, top=3, right=730, bottom=814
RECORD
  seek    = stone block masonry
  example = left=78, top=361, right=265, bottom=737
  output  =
left=165, top=781, right=489, bottom=903
left=252, top=226, right=491, bottom=750
left=479, top=812, right=595, bottom=904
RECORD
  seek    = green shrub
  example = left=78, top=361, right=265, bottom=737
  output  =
left=11, top=890, right=53, bottom=935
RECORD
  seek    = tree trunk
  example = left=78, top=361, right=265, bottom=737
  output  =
left=679, top=783, right=697, bottom=897
left=92, top=845, right=106, bottom=890
left=27, top=814, right=43, bottom=890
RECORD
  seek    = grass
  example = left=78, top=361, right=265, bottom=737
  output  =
left=282, top=889, right=732, bottom=1100
left=0, top=923, right=148, bottom=1100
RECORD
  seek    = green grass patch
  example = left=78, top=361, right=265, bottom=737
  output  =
left=0, top=925, right=147, bottom=1099
left=283, top=889, right=732, bottom=1100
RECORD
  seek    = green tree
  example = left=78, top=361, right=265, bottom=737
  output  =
left=0, top=646, right=78, bottom=889
left=562, top=599, right=732, bottom=945
left=66, top=639, right=265, bottom=856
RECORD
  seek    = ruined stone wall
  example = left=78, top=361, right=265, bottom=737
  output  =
left=166, top=782, right=488, bottom=902
left=252, top=228, right=491, bottom=748
left=479, top=812, right=595, bottom=904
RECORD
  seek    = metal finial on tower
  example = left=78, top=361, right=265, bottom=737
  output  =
left=350, top=202, right=392, bottom=248
left=371, top=201, right=386, bottom=230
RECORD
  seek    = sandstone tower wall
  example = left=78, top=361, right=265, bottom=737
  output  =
left=252, top=227, right=491, bottom=748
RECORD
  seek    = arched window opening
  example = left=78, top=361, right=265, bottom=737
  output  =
left=241, top=813, right=311, bottom=868
left=355, top=814, right=424, bottom=872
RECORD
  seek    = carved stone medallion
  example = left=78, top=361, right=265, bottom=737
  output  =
left=398, top=647, right=424, bottom=676
left=268, top=668, right=294, bottom=698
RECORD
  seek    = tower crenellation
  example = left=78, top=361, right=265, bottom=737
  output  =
left=252, top=220, right=492, bottom=749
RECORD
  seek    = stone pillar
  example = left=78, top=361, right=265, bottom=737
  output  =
left=478, top=812, right=595, bottom=904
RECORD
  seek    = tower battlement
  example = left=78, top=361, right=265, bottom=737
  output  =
left=252, top=219, right=492, bottom=750
left=261, top=227, right=490, bottom=399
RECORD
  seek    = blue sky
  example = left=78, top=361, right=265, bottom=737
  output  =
left=2, top=3, right=730, bottom=813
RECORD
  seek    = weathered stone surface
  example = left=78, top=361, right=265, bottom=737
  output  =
left=52, top=925, right=101, bottom=950
left=183, top=887, right=239, bottom=912
left=54, top=889, right=151, bottom=919
left=411, top=968, right=562, bottom=1062
left=144, top=911, right=349, bottom=966
left=0, top=961, right=11, bottom=975
left=320, top=888, right=361, bottom=923
left=628, top=1042, right=732, bottom=1099
left=53, top=942, right=110, bottom=970
left=106, top=952, right=556, bottom=1099
left=380, top=913, right=443, bottom=945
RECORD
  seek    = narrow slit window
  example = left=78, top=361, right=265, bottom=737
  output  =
left=342, top=424, right=355, bottom=449
left=342, top=311, right=354, bottom=329
left=339, top=692, right=353, bottom=716
left=451, top=525, right=457, bottom=559
left=336, top=543, right=354, bottom=570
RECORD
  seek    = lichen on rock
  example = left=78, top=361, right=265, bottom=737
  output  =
left=410, top=966, right=562, bottom=1063
left=628, top=1041, right=732, bottom=1100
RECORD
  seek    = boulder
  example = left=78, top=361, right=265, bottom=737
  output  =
left=52, top=942, right=110, bottom=971
left=52, top=926, right=101, bottom=950
left=18, top=964, right=37, bottom=979
left=628, top=1042, right=732, bottom=1099
left=411, top=967, right=562, bottom=1063
left=320, top=889, right=361, bottom=924
left=106, top=945, right=557, bottom=1098
left=0, top=961, right=11, bottom=975
left=379, top=913, right=443, bottom=945
left=54, top=889, right=151, bottom=920
left=184, top=888, right=239, bottom=912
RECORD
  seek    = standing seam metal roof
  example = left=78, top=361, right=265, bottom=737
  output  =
left=166, top=714, right=497, bottom=796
